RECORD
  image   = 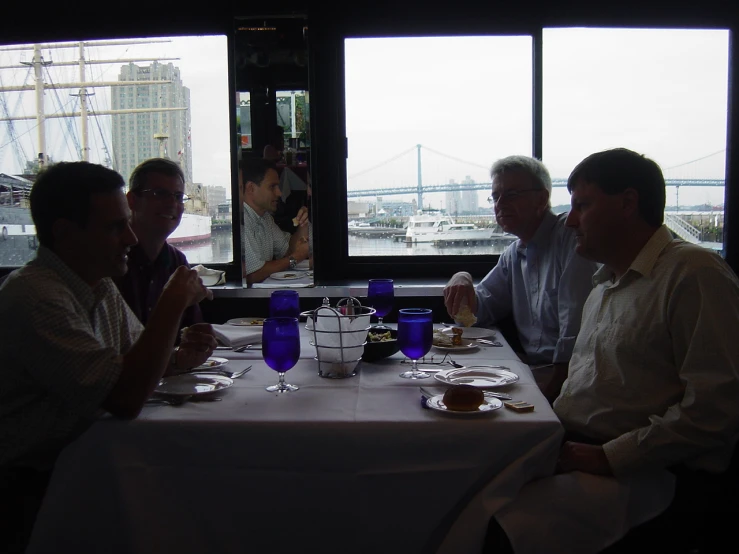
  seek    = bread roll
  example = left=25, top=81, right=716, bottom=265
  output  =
left=454, top=304, right=477, bottom=327
left=292, top=217, right=300, bottom=227
left=442, top=385, right=484, bottom=411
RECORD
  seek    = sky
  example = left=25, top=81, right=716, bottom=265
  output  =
left=0, top=35, right=232, bottom=193
left=0, top=29, right=730, bottom=210
left=345, top=29, right=730, bottom=210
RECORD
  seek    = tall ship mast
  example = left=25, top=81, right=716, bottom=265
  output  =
left=0, top=38, right=211, bottom=264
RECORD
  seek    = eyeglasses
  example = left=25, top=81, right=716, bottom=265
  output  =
left=137, top=188, right=190, bottom=203
left=487, top=188, right=541, bottom=205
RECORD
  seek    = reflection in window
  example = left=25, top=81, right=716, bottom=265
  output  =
left=0, top=35, right=232, bottom=267
left=543, top=28, right=729, bottom=252
left=344, top=36, right=533, bottom=257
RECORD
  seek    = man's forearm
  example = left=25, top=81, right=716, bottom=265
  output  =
left=105, top=295, right=187, bottom=417
left=247, top=258, right=292, bottom=285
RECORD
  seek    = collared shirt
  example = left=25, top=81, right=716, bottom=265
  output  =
left=113, top=242, right=202, bottom=328
left=554, top=226, right=739, bottom=476
left=0, top=246, right=144, bottom=470
left=475, top=211, right=599, bottom=364
left=242, top=202, right=290, bottom=275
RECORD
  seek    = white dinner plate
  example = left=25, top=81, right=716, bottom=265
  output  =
left=155, top=373, right=233, bottom=397
left=270, top=271, right=307, bottom=280
left=426, top=394, right=503, bottom=415
left=440, top=326, right=496, bottom=340
left=434, top=366, right=520, bottom=388
left=194, top=356, right=229, bottom=370
left=226, top=318, right=264, bottom=326
left=431, top=339, right=480, bottom=352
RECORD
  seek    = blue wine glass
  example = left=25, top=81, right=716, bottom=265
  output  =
left=397, top=308, right=433, bottom=379
left=367, top=279, right=394, bottom=329
left=262, top=317, right=300, bottom=392
left=269, top=290, right=300, bottom=318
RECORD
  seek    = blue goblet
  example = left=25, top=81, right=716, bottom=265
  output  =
left=269, top=290, right=300, bottom=318
left=397, top=308, right=433, bottom=380
left=367, top=279, right=394, bottom=329
left=262, top=317, right=300, bottom=392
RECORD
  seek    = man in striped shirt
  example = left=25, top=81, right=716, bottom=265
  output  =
left=0, top=161, right=217, bottom=553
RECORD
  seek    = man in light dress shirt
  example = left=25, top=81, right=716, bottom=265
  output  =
left=0, top=162, right=218, bottom=554
left=444, top=155, right=598, bottom=400
left=489, top=148, right=739, bottom=554
left=241, top=157, right=309, bottom=285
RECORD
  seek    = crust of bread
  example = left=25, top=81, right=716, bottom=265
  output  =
left=454, top=304, right=477, bottom=327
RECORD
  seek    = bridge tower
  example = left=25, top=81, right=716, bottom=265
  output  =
left=416, top=144, right=423, bottom=209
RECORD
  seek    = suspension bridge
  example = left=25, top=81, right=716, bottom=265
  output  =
left=346, top=145, right=725, bottom=204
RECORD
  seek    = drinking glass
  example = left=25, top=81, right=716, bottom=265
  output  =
left=367, top=279, right=394, bottom=329
left=397, top=308, right=433, bottom=379
left=262, top=317, right=300, bottom=392
left=269, top=290, right=300, bottom=318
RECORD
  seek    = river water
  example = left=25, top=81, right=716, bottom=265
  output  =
left=180, top=229, right=515, bottom=264
left=0, top=228, right=516, bottom=268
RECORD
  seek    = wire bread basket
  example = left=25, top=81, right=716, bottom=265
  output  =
left=309, top=297, right=376, bottom=378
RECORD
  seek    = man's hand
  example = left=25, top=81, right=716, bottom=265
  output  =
left=163, top=266, right=213, bottom=306
left=290, top=239, right=310, bottom=262
left=443, top=272, right=477, bottom=319
left=294, top=206, right=309, bottom=227
left=176, top=323, right=218, bottom=370
left=556, top=441, right=613, bottom=476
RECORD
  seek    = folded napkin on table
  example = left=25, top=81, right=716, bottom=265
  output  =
left=211, top=324, right=262, bottom=348
left=192, top=264, right=226, bottom=286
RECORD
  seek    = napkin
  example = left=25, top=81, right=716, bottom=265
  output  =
left=192, top=264, right=226, bottom=286
left=211, top=324, right=262, bottom=348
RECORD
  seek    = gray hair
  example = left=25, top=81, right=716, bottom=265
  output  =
left=490, top=155, right=552, bottom=207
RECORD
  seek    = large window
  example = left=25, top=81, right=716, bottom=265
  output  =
left=543, top=28, right=729, bottom=251
left=344, top=36, right=532, bottom=257
left=0, top=35, right=232, bottom=267
left=340, top=28, right=730, bottom=266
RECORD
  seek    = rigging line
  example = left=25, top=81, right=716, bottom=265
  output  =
left=420, top=145, right=491, bottom=171
left=0, top=93, right=78, bottom=152
left=662, top=149, right=727, bottom=171
left=43, top=65, right=81, bottom=160
left=348, top=146, right=417, bottom=179
left=0, top=71, right=30, bottom=169
left=88, top=95, right=114, bottom=168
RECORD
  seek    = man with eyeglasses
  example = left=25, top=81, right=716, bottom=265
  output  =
left=114, top=158, right=204, bottom=331
left=444, top=155, right=598, bottom=400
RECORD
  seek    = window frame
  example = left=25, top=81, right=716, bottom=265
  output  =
left=309, top=20, right=736, bottom=282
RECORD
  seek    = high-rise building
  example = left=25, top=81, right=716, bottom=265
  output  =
left=445, top=179, right=462, bottom=215
left=207, top=186, right=227, bottom=218
left=460, top=175, right=479, bottom=213
left=111, top=61, right=192, bottom=186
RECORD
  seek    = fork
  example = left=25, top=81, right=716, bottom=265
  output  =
left=234, top=343, right=261, bottom=352
left=476, top=339, right=503, bottom=347
left=197, top=365, right=252, bottom=379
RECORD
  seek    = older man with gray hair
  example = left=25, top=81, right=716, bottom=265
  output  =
left=444, top=155, right=598, bottom=400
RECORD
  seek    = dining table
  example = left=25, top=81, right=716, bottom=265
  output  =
left=26, top=322, right=564, bottom=554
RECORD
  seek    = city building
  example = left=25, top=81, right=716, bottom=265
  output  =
left=208, top=186, right=227, bottom=219
left=111, top=61, right=192, bottom=185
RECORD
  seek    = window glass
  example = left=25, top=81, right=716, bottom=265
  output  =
left=543, top=28, right=729, bottom=252
left=0, top=35, right=231, bottom=267
left=344, top=36, right=532, bottom=257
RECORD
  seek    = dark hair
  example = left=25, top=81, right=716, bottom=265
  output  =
left=567, top=148, right=666, bottom=227
left=240, top=157, right=277, bottom=193
left=30, top=161, right=125, bottom=249
left=129, top=157, right=185, bottom=192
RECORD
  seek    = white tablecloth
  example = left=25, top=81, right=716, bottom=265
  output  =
left=27, top=326, right=563, bottom=554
